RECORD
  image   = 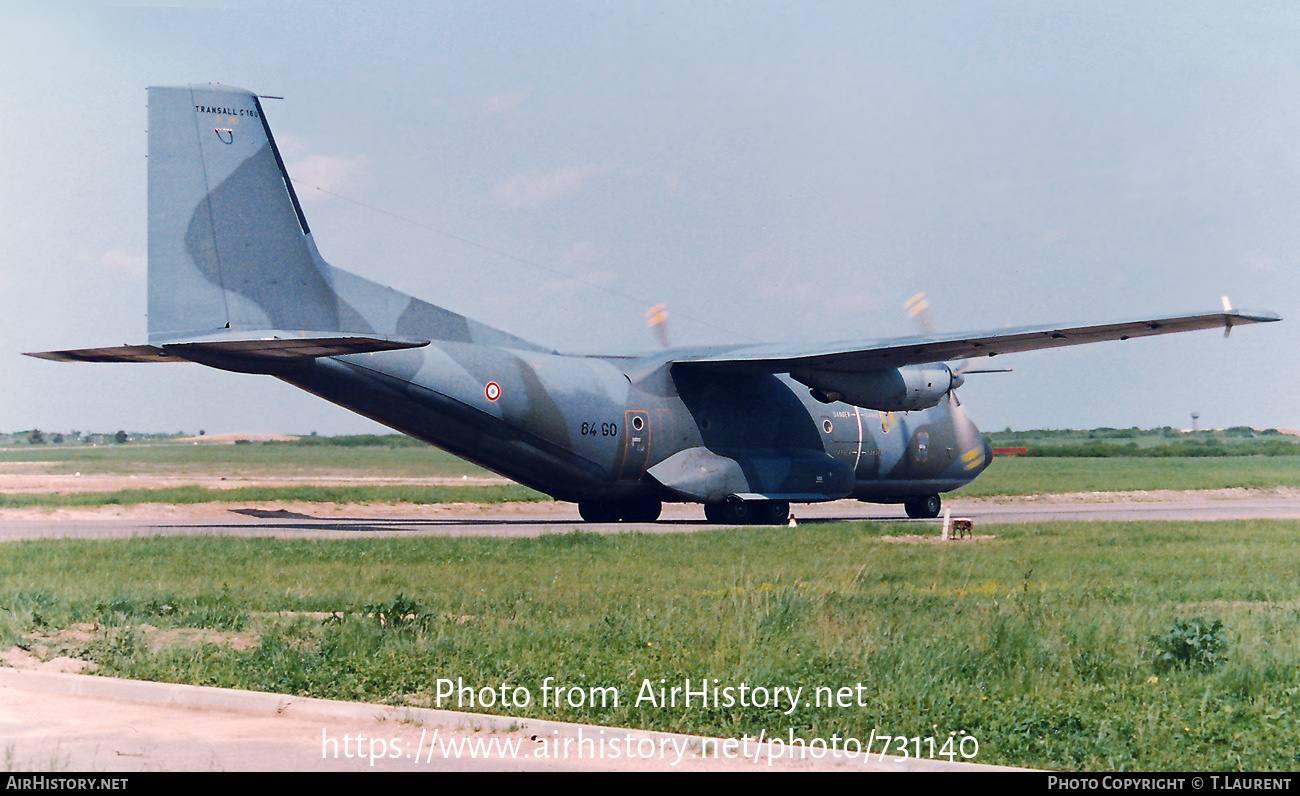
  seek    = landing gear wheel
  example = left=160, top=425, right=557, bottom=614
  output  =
left=620, top=498, right=662, bottom=523
left=578, top=500, right=620, bottom=523
left=904, top=494, right=942, bottom=519
left=753, top=500, right=791, bottom=525
left=704, top=498, right=752, bottom=525
left=578, top=498, right=662, bottom=523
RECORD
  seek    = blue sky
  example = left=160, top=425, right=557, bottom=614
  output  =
left=3, top=1, right=1297, bottom=435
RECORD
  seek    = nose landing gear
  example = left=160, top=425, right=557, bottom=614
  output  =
left=904, top=494, right=942, bottom=519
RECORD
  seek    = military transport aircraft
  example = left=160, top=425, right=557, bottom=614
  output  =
left=27, top=85, right=1280, bottom=524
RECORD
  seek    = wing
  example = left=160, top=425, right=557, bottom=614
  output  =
left=667, top=309, right=1280, bottom=372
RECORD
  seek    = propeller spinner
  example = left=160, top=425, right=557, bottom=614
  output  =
left=904, top=293, right=1011, bottom=402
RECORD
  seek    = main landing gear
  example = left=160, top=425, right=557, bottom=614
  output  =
left=703, top=497, right=790, bottom=525
left=577, top=496, right=793, bottom=525
left=903, top=494, right=942, bottom=519
left=577, top=498, right=662, bottom=523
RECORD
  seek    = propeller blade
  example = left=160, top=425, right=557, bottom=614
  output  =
left=905, top=292, right=932, bottom=335
left=646, top=303, right=671, bottom=348
left=904, top=298, right=1010, bottom=392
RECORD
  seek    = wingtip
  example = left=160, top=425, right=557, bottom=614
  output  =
left=1225, top=309, right=1282, bottom=323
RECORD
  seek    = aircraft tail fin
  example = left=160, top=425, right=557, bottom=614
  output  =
left=146, top=84, right=352, bottom=342
left=142, top=84, right=545, bottom=359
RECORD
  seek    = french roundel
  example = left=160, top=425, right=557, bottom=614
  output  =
left=485, top=381, right=501, bottom=401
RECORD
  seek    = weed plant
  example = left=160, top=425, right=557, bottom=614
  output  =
left=1150, top=618, right=1227, bottom=674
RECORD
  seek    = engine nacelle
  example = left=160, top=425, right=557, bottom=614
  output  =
left=790, top=364, right=955, bottom=411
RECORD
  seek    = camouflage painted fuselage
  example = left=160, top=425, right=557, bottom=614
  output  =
left=277, top=340, right=991, bottom=505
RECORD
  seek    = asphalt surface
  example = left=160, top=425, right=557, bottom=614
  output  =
left=0, top=493, right=1298, bottom=541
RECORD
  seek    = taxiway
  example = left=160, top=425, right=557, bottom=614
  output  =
left=0, top=491, right=1297, bottom=542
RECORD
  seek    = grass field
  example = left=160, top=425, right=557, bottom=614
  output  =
left=0, top=484, right=546, bottom=509
left=2, top=438, right=1300, bottom=508
left=0, top=439, right=491, bottom=478
left=3, top=519, right=1298, bottom=771
left=959, top=455, right=1300, bottom=496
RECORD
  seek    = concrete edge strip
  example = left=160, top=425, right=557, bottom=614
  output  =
left=0, top=668, right=1022, bottom=771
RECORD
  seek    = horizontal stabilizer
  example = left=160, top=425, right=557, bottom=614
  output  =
left=25, top=332, right=429, bottom=365
left=162, top=332, right=430, bottom=360
left=25, top=345, right=185, bottom=363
